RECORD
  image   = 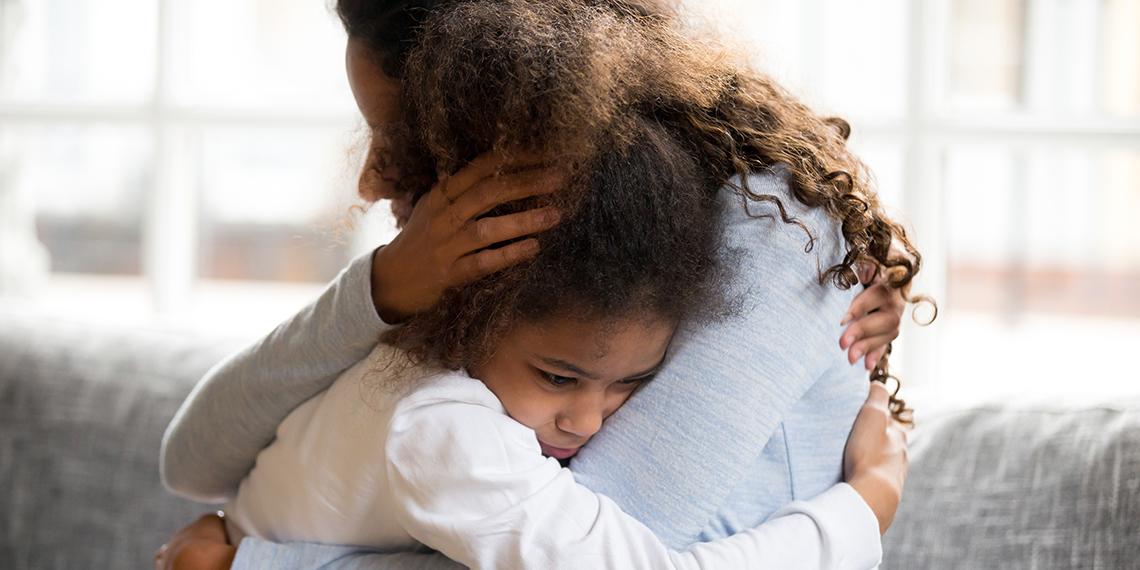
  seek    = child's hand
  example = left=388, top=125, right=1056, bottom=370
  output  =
left=154, top=513, right=235, bottom=570
left=371, top=153, right=566, bottom=323
left=843, top=382, right=910, bottom=535
left=840, top=273, right=905, bottom=370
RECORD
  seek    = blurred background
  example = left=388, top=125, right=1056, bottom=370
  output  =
left=1, top=0, right=1137, bottom=408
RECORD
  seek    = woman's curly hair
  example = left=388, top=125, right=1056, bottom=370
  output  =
left=339, top=0, right=932, bottom=421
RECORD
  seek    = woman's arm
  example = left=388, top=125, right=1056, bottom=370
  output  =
left=380, top=376, right=889, bottom=570
left=160, top=249, right=394, bottom=502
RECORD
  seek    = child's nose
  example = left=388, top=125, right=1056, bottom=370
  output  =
left=557, top=393, right=605, bottom=439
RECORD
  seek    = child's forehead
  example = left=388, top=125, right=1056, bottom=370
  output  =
left=512, top=315, right=674, bottom=369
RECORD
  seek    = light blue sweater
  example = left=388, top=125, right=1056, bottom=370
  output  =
left=161, top=169, right=868, bottom=569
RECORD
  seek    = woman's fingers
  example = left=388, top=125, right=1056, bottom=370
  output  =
left=460, top=207, right=561, bottom=252
left=438, top=151, right=549, bottom=203
left=437, top=153, right=512, bottom=203
left=451, top=238, right=541, bottom=284
left=451, top=168, right=565, bottom=223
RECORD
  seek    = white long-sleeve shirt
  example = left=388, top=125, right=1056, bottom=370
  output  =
left=225, top=344, right=882, bottom=569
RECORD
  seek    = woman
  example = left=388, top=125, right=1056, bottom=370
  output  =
left=159, top=1, right=916, bottom=567
left=216, top=115, right=893, bottom=569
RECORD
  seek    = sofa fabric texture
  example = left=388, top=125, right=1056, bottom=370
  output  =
left=0, top=312, right=240, bottom=569
left=1, top=310, right=1138, bottom=569
left=884, top=404, right=1140, bottom=568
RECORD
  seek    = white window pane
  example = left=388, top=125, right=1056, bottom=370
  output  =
left=814, top=0, right=908, bottom=122
left=1101, top=0, right=1140, bottom=119
left=944, top=145, right=1140, bottom=317
left=849, top=137, right=905, bottom=213
left=693, top=0, right=907, bottom=122
left=166, top=0, right=354, bottom=112
left=197, top=126, right=362, bottom=282
left=947, top=0, right=1026, bottom=111
left=937, top=145, right=1140, bottom=400
left=946, top=0, right=1140, bottom=119
left=943, top=147, right=1140, bottom=287
left=0, top=0, right=156, bottom=104
left=2, top=124, right=150, bottom=276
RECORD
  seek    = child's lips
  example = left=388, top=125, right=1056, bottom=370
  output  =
left=539, top=440, right=581, bottom=460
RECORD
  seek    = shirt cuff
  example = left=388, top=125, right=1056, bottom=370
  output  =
left=232, top=537, right=292, bottom=570
left=233, top=537, right=368, bottom=570
left=781, top=482, right=883, bottom=569
left=344, top=246, right=395, bottom=329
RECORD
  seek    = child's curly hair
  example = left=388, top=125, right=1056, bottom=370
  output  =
left=384, top=115, right=732, bottom=369
left=342, top=0, right=931, bottom=420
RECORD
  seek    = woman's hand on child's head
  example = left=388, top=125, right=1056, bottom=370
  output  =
left=154, top=513, right=235, bottom=570
left=839, top=261, right=907, bottom=370
left=844, top=382, right=910, bottom=535
left=370, top=152, right=566, bottom=323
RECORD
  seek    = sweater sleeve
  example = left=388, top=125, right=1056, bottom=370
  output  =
left=160, top=248, right=394, bottom=503
left=383, top=383, right=882, bottom=570
left=571, top=170, right=861, bottom=547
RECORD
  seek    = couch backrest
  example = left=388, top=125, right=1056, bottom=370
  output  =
left=0, top=312, right=243, bottom=569
left=884, top=403, right=1140, bottom=568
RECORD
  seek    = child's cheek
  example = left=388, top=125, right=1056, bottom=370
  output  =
left=502, top=386, right=561, bottom=433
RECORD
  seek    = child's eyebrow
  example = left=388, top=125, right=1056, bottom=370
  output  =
left=536, top=355, right=666, bottom=381
left=537, top=357, right=598, bottom=380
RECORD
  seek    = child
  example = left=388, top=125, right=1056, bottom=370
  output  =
left=220, top=118, right=888, bottom=569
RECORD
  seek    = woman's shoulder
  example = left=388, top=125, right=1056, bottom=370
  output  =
left=717, top=166, right=849, bottom=282
left=721, top=166, right=838, bottom=237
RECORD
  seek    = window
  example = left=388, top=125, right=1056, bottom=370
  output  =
left=0, top=0, right=394, bottom=334
left=2, top=0, right=1137, bottom=398
left=701, top=0, right=1140, bottom=401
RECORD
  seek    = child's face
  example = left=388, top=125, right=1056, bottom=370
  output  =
left=470, top=316, right=675, bottom=460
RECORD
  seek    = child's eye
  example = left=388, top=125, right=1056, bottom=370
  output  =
left=615, top=371, right=661, bottom=389
left=542, top=372, right=577, bottom=388
left=618, top=373, right=657, bottom=388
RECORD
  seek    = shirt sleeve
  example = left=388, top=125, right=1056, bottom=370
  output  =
left=384, top=390, right=882, bottom=570
left=571, top=170, right=863, bottom=546
left=231, top=539, right=465, bottom=570
left=160, top=248, right=395, bottom=503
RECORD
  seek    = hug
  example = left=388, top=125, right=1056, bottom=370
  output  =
left=158, top=0, right=920, bottom=568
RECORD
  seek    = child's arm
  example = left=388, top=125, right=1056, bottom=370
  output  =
left=230, top=540, right=464, bottom=570
left=160, top=249, right=394, bottom=502
left=382, top=380, right=883, bottom=570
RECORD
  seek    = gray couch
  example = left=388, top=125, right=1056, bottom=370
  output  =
left=2, top=309, right=1138, bottom=569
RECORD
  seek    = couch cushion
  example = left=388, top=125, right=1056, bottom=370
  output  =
left=0, top=311, right=244, bottom=569
left=884, top=403, right=1140, bottom=568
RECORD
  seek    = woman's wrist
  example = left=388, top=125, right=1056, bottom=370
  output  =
left=370, top=245, right=412, bottom=324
